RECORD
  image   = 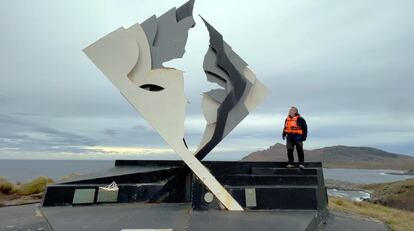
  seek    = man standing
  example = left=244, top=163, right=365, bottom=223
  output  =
left=283, top=106, right=308, bottom=169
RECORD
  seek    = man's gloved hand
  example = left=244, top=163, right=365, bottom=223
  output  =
left=282, top=133, right=286, bottom=140
left=302, top=137, right=307, bottom=142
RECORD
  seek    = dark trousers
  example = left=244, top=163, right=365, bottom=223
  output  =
left=286, top=139, right=304, bottom=164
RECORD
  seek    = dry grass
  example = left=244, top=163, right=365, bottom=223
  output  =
left=0, top=177, right=16, bottom=194
left=0, top=176, right=53, bottom=196
left=0, top=176, right=54, bottom=207
left=329, top=196, right=414, bottom=231
left=15, top=176, right=54, bottom=195
left=362, top=178, right=414, bottom=211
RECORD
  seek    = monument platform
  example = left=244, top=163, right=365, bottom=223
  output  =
left=43, top=160, right=328, bottom=211
left=39, top=160, right=330, bottom=230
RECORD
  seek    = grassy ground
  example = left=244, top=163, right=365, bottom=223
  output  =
left=362, top=178, right=414, bottom=212
left=329, top=196, right=414, bottom=231
left=327, top=178, right=414, bottom=212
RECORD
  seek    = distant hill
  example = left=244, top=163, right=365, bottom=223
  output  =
left=242, top=143, right=414, bottom=170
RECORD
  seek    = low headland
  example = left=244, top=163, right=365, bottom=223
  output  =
left=242, top=143, right=414, bottom=170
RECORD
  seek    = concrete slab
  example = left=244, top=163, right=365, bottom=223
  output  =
left=0, top=204, right=52, bottom=231
left=1, top=204, right=390, bottom=231
left=41, top=203, right=191, bottom=231
left=189, top=210, right=317, bottom=231
left=326, top=211, right=389, bottom=231
left=41, top=203, right=319, bottom=231
left=59, top=166, right=177, bottom=183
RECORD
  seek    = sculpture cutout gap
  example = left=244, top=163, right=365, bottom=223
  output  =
left=140, top=84, right=165, bottom=92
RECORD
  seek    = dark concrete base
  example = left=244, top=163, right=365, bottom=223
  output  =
left=42, top=160, right=328, bottom=211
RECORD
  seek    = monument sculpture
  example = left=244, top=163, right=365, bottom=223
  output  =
left=83, top=0, right=267, bottom=211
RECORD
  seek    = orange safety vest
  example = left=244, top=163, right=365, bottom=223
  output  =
left=284, top=115, right=303, bottom=135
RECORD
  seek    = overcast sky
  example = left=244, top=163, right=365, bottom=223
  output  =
left=0, top=0, right=413, bottom=160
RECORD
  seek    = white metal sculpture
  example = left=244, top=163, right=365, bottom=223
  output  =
left=83, top=0, right=267, bottom=211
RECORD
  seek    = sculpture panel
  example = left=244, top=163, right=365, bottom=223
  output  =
left=83, top=0, right=268, bottom=211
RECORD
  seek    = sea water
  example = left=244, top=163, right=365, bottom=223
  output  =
left=0, top=159, right=412, bottom=184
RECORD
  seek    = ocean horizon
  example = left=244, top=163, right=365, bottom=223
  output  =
left=0, top=159, right=413, bottom=184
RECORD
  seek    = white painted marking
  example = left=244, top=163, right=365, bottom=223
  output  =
left=204, top=192, right=214, bottom=203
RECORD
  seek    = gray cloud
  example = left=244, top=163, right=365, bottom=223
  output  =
left=0, top=0, right=413, bottom=158
left=0, top=113, right=97, bottom=153
left=33, top=127, right=96, bottom=146
left=0, top=95, right=6, bottom=104
left=104, top=129, right=118, bottom=136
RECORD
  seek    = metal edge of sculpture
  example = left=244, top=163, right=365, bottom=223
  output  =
left=83, top=0, right=268, bottom=211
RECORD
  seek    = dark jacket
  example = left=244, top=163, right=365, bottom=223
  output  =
left=282, top=114, right=308, bottom=141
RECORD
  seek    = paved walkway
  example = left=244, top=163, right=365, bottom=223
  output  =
left=325, top=211, right=389, bottom=231
left=0, top=204, right=52, bottom=231
left=0, top=204, right=389, bottom=231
